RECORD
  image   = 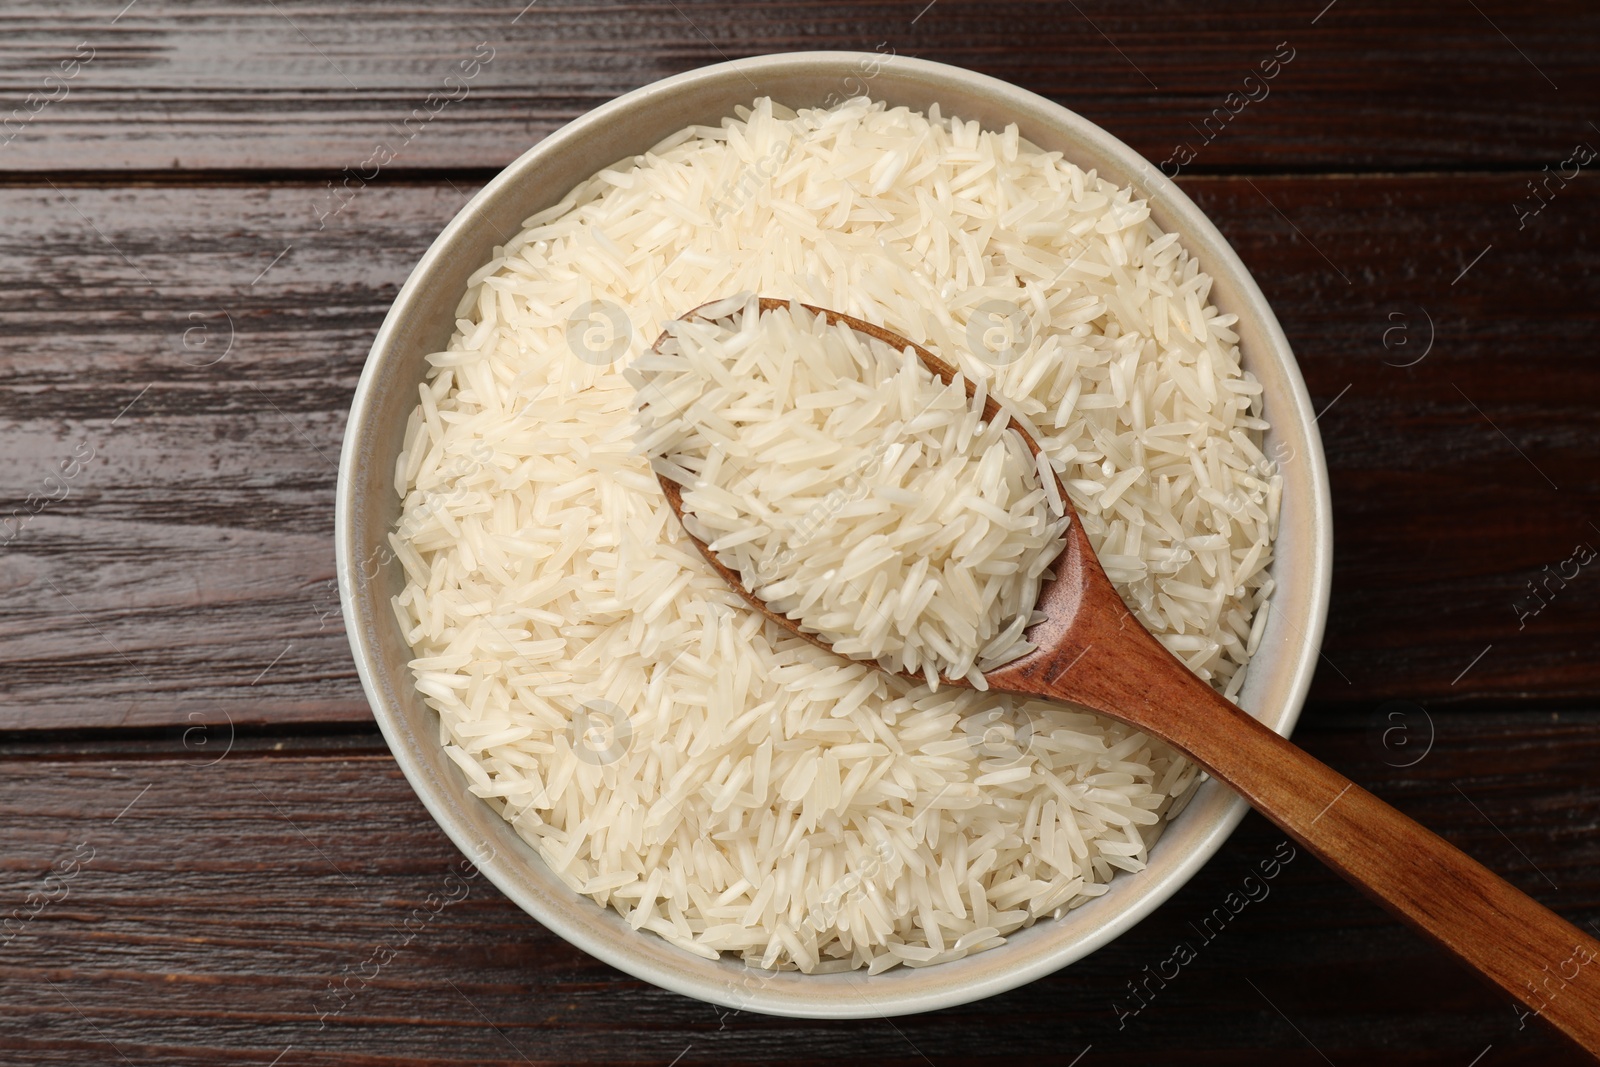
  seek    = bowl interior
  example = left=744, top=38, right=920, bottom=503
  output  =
left=337, top=51, right=1331, bottom=1019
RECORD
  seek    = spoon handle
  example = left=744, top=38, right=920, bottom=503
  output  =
left=1037, top=638, right=1600, bottom=1051
left=1192, top=707, right=1599, bottom=1049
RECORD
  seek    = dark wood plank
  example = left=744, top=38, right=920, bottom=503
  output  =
left=0, top=715, right=1593, bottom=1064
left=1, top=173, right=1596, bottom=730
left=1181, top=175, right=1600, bottom=706
left=0, top=0, right=1594, bottom=174
left=0, top=179, right=478, bottom=731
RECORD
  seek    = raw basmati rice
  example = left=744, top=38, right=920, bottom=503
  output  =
left=630, top=297, right=1069, bottom=689
left=390, top=95, right=1279, bottom=974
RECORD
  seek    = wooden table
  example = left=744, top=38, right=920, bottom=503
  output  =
left=3, top=2, right=1597, bottom=1063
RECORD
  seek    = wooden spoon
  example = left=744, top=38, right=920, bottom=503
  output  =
left=651, top=297, right=1600, bottom=1052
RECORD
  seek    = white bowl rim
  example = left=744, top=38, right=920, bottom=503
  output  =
left=336, top=49, right=1333, bottom=1019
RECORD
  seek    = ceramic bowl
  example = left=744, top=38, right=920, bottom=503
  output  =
left=336, top=51, right=1332, bottom=1019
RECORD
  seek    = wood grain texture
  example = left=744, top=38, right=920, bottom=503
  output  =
left=2, top=174, right=1596, bottom=730
left=2, top=2, right=1597, bottom=1061
left=0, top=0, right=1593, bottom=174
left=0, top=715, right=1595, bottom=1065
left=0, top=179, right=478, bottom=730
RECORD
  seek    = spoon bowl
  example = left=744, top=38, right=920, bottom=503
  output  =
left=653, top=296, right=1600, bottom=1052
